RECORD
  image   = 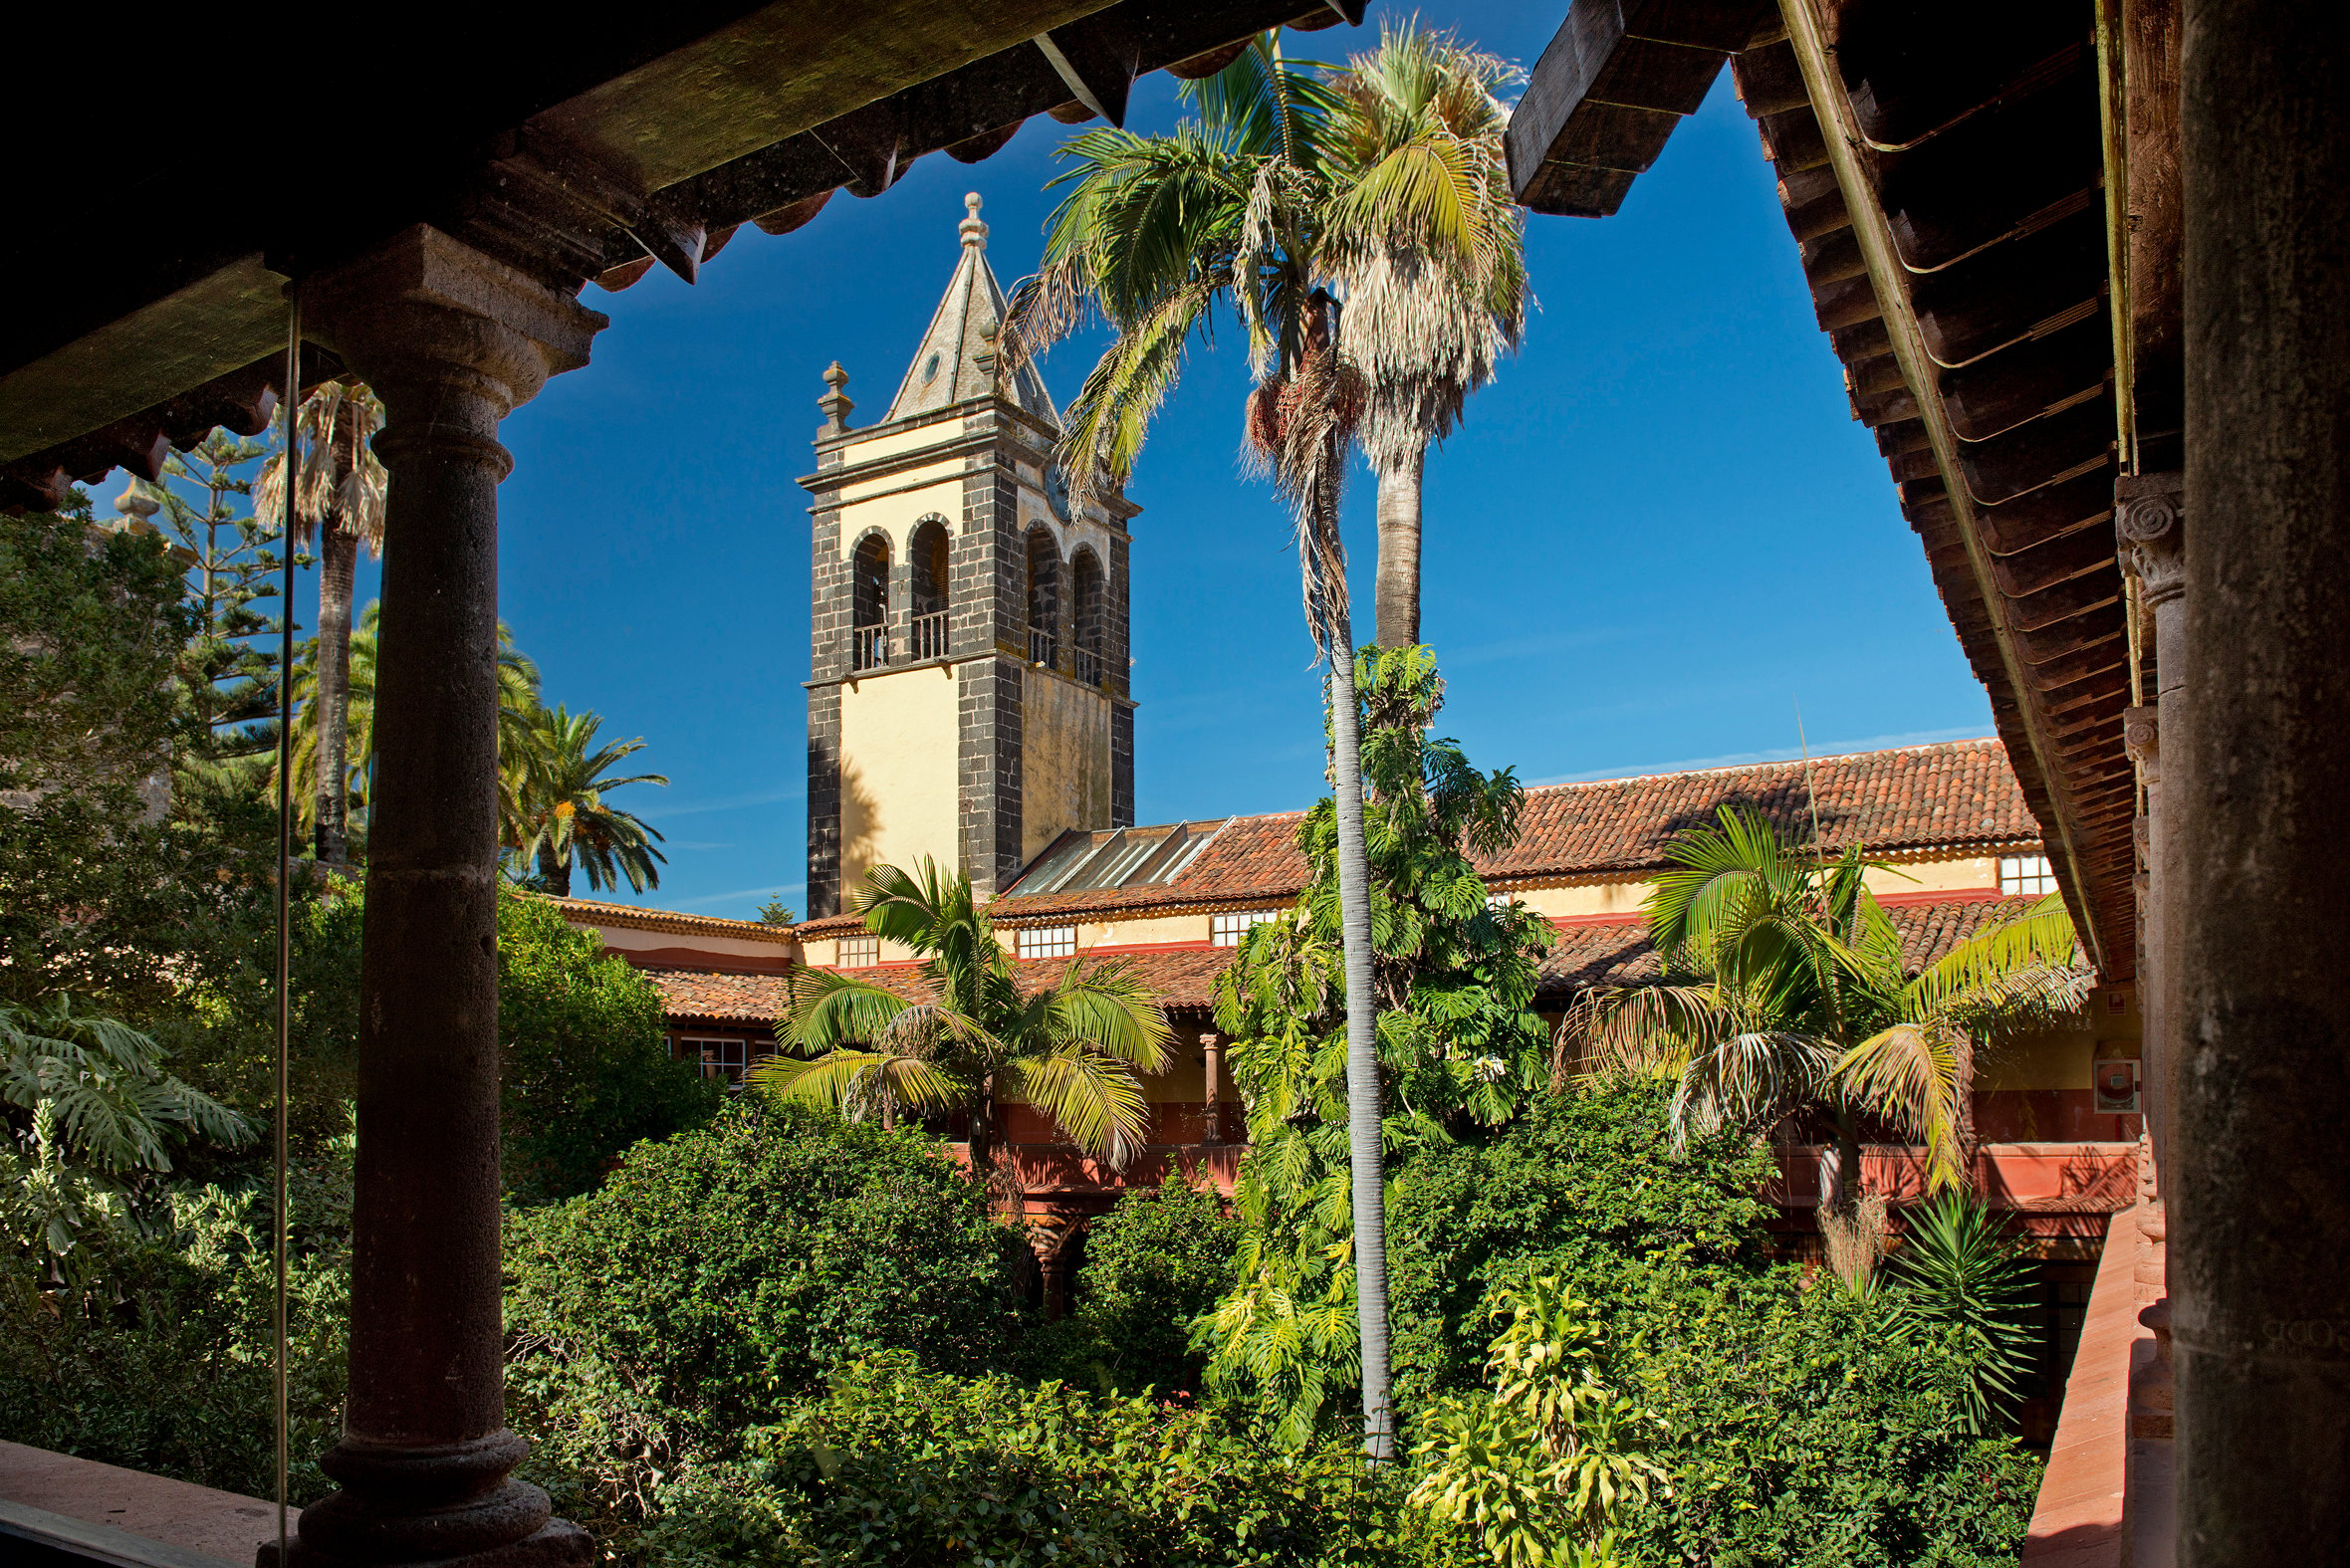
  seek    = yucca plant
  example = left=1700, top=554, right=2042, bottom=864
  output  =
left=1888, top=1189, right=2038, bottom=1435
left=751, top=859, right=1171, bottom=1184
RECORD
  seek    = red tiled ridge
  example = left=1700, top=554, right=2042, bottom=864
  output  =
left=546, top=894, right=797, bottom=944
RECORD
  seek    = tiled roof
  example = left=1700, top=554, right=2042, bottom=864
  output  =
left=1532, top=893, right=2037, bottom=1004
left=642, top=969, right=793, bottom=1023
left=966, top=739, right=2035, bottom=926
left=648, top=894, right=2040, bottom=1026
left=1490, top=739, right=2037, bottom=885
left=548, top=895, right=797, bottom=945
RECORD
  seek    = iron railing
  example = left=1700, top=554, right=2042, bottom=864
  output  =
left=910, top=610, right=950, bottom=662
left=1028, top=625, right=1057, bottom=667
left=1073, top=646, right=1102, bottom=686
left=850, top=624, right=886, bottom=671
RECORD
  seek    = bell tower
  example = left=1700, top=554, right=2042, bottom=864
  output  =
left=800, top=193, right=1137, bottom=918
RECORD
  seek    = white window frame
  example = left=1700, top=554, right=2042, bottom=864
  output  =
left=676, top=1035, right=749, bottom=1082
left=1211, top=909, right=1279, bottom=947
left=1998, top=853, right=2056, bottom=896
left=837, top=934, right=879, bottom=967
left=1018, top=925, right=1078, bottom=959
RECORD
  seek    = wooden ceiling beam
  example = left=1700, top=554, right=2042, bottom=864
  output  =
left=1507, top=0, right=1781, bottom=216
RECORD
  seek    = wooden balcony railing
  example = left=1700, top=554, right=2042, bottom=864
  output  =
left=910, top=610, right=949, bottom=662
left=849, top=623, right=886, bottom=671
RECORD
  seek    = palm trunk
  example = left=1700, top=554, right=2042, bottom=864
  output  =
left=314, top=525, right=359, bottom=863
left=967, top=1077, right=997, bottom=1187
left=537, top=841, right=571, bottom=897
left=1372, top=447, right=1425, bottom=648
left=1329, top=635, right=1391, bottom=1461
left=1831, top=1104, right=1863, bottom=1211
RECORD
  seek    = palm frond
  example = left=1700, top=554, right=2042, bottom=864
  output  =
left=1836, top=1021, right=1965, bottom=1190
left=1902, top=893, right=2085, bottom=1021
left=1001, top=1044, right=1155, bottom=1168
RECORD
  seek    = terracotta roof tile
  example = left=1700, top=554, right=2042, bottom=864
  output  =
left=647, top=896, right=2038, bottom=1026
left=641, top=969, right=792, bottom=1023
left=967, top=739, right=2037, bottom=927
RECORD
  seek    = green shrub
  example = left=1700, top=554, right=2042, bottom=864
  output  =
left=1388, top=1078, right=1776, bottom=1408
left=642, top=1352, right=1416, bottom=1568
left=498, top=890, right=723, bottom=1202
left=1038, top=1176, right=1239, bottom=1398
left=0, top=1144, right=352, bottom=1504
left=505, top=1098, right=1028, bottom=1546
left=1391, top=1079, right=2039, bottom=1566
left=1615, top=1273, right=2041, bottom=1567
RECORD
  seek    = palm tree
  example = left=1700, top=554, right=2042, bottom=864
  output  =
left=254, top=382, right=387, bottom=864
left=1562, top=808, right=2087, bottom=1277
left=504, top=704, right=669, bottom=897
left=749, top=860, right=1171, bottom=1185
left=1322, top=24, right=1528, bottom=647
left=1010, top=36, right=1400, bottom=1458
left=276, top=602, right=542, bottom=856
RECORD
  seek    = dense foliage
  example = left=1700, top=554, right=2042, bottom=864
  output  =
left=0, top=507, right=265, bottom=1013
left=497, top=892, right=721, bottom=1202
left=1392, top=1079, right=2039, bottom=1566
left=1206, top=647, right=1551, bottom=1444
left=642, top=1352, right=1418, bottom=1568
left=506, top=1098, right=1027, bottom=1546
left=0, top=1140, right=352, bottom=1504
left=1035, top=1177, right=1240, bottom=1399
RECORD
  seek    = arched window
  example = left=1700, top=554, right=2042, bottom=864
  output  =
left=909, top=518, right=951, bottom=661
left=1025, top=527, right=1059, bottom=667
left=1070, top=548, right=1104, bottom=686
left=851, top=532, right=889, bottom=670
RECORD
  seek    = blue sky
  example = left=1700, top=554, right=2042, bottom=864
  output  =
left=113, top=6, right=1993, bottom=920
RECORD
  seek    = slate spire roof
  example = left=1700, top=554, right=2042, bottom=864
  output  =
left=883, top=192, right=1058, bottom=427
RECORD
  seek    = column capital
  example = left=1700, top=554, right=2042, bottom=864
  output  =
left=304, top=225, right=607, bottom=475
left=2116, top=470, right=2185, bottom=608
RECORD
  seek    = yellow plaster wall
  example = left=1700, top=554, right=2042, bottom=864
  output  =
left=837, top=418, right=965, bottom=467
left=839, top=664, right=962, bottom=891
left=1980, top=983, right=2142, bottom=1091
left=836, top=469, right=964, bottom=539
left=1020, top=668, right=1112, bottom=861
left=1512, top=881, right=1653, bottom=919
left=1085, top=912, right=1214, bottom=948
left=1864, top=856, right=2003, bottom=896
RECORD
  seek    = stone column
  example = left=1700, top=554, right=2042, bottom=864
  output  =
left=1199, top=1031, right=1223, bottom=1144
left=2117, top=476, right=2183, bottom=1177
left=287, top=226, right=605, bottom=1568
left=2177, top=2, right=2350, bottom=1559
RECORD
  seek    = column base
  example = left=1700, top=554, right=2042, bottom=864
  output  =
left=261, top=1517, right=592, bottom=1568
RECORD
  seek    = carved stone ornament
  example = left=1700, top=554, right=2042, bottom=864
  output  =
left=2123, top=703, right=2160, bottom=774
left=2116, top=471, right=2186, bottom=606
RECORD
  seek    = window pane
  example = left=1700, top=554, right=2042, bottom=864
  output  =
left=1019, top=925, right=1077, bottom=959
left=1211, top=910, right=1278, bottom=947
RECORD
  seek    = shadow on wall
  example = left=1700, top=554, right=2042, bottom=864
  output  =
left=837, top=757, right=884, bottom=895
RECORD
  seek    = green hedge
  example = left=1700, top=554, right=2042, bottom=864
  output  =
left=643, top=1353, right=1418, bottom=1568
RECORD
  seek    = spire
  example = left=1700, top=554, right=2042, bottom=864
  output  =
left=883, top=192, right=1058, bottom=427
